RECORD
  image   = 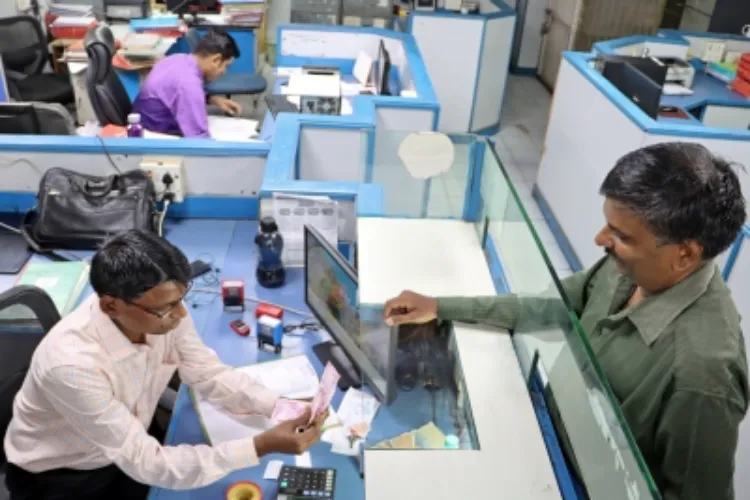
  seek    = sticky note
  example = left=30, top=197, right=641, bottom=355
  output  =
left=263, top=460, right=283, bottom=480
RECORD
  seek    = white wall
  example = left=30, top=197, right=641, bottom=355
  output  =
left=536, top=58, right=646, bottom=268
left=0, top=151, right=267, bottom=197
left=0, top=1, right=18, bottom=17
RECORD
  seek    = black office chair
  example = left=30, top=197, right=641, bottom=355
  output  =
left=0, top=285, right=177, bottom=499
left=85, top=25, right=132, bottom=126
left=0, top=102, right=76, bottom=135
left=0, top=16, right=74, bottom=105
left=0, top=286, right=61, bottom=500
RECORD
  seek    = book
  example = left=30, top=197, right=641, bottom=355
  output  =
left=0, top=261, right=89, bottom=322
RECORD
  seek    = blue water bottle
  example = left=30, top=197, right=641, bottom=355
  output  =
left=254, top=216, right=285, bottom=288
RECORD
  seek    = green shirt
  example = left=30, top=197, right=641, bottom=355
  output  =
left=438, top=256, right=748, bottom=500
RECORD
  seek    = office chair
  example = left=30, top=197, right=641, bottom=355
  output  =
left=0, top=102, right=76, bottom=135
left=0, top=285, right=61, bottom=500
left=0, top=285, right=178, bottom=499
left=0, top=16, right=74, bottom=105
left=184, top=28, right=267, bottom=101
left=85, top=25, right=132, bottom=126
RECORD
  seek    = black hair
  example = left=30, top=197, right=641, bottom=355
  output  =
left=193, top=28, right=240, bottom=61
left=600, top=142, right=746, bottom=259
left=90, top=229, right=191, bottom=301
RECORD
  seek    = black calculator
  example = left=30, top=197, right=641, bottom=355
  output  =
left=277, top=465, right=336, bottom=499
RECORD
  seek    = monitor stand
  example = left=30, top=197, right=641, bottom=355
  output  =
left=312, top=341, right=362, bottom=391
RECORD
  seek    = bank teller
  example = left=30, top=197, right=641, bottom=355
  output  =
left=132, top=28, right=243, bottom=138
left=385, top=142, right=749, bottom=500
left=4, top=230, right=326, bottom=499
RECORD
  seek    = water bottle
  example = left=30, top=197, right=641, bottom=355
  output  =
left=254, top=217, right=285, bottom=288
left=127, top=113, right=143, bottom=138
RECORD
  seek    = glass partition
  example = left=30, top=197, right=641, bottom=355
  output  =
left=478, top=143, right=661, bottom=499
left=370, top=129, right=474, bottom=218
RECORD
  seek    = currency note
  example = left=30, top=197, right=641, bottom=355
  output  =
left=309, top=362, right=340, bottom=425
left=270, top=399, right=309, bottom=425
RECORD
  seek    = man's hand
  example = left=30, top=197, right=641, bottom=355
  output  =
left=209, top=96, right=243, bottom=117
left=254, top=408, right=327, bottom=457
left=384, top=290, right=439, bottom=326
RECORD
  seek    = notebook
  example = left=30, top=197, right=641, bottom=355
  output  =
left=0, top=261, right=90, bottom=321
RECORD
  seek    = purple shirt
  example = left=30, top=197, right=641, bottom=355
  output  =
left=132, top=54, right=209, bottom=138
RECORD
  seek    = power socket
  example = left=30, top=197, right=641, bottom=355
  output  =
left=140, top=157, right=186, bottom=203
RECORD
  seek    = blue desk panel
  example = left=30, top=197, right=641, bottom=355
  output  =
left=148, top=220, right=462, bottom=499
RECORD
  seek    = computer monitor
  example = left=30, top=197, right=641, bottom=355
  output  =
left=602, top=60, right=663, bottom=120
left=304, top=225, right=397, bottom=404
left=0, top=55, right=9, bottom=104
left=598, top=54, right=667, bottom=87
left=0, top=104, right=41, bottom=135
left=376, top=39, right=392, bottom=96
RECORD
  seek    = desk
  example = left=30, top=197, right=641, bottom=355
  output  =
left=141, top=217, right=560, bottom=499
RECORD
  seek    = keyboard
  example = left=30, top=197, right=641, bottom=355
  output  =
left=265, top=95, right=300, bottom=118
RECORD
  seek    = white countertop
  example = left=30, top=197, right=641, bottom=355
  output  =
left=357, top=218, right=561, bottom=500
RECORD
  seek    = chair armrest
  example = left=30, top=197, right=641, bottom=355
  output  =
left=0, top=285, right=61, bottom=333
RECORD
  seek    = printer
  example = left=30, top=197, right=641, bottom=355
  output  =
left=104, top=0, right=150, bottom=20
left=658, top=57, right=696, bottom=89
left=287, top=71, right=342, bottom=116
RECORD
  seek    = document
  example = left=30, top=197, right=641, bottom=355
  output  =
left=264, top=460, right=284, bottom=480
left=195, top=356, right=320, bottom=445
left=296, top=452, right=312, bottom=468
left=272, top=193, right=339, bottom=267
left=336, top=388, right=380, bottom=431
left=208, top=116, right=259, bottom=142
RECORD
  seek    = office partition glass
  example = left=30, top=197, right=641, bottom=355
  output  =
left=476, top=143, right=661, bottom=500
left=370, top=129, right=475, bottom=219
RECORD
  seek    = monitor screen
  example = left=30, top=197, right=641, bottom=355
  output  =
left=602, top=60, right=662, bottom=120
left=376, top=40, right=392, bottom=96
left=304, top=225, right=396, bottom=403
left=0, top=55, right=9, bottom=103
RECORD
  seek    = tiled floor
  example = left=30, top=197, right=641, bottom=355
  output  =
left=493, top=75, right=573, bottom=279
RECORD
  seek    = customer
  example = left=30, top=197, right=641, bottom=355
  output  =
left=132, top=28, right=243, bottom=138
left=384, top=142, right=748, bottom=500
left=5, top=229, right=325, bottom=499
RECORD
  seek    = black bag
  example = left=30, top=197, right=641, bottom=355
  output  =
left=22, top=167, right=157, bottom=252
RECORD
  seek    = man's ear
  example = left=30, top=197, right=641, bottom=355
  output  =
left=675, top=240, right=703, bottom=271
left=99, top=295, right=122, bottom=317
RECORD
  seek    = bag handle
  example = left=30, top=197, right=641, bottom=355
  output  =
left=81, top=176, right=118, bottom=198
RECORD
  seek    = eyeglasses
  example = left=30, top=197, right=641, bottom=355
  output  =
left=125, top=281, right=193, bottom=319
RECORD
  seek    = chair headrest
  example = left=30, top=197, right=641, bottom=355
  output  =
left=84, top=25, right=116, bottom=54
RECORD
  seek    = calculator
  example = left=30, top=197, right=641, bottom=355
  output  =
left=276, top=465, right=336, bottom=499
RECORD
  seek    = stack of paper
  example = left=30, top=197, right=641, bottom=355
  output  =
left=221, top=0, right=265, bottom=26
left=49, top=3, right=94, bottom=17
left=207, top=116, right=259, bottom=142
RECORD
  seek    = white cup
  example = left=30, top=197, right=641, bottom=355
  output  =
left=742, top=24, right=750, bottom=37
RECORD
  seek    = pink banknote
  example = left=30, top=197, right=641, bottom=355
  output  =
left=270, top=399, right=309, bottom=425
left=309, top=363, right=340, bottom=425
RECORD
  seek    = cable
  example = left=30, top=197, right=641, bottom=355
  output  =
left=283, top=320, right=320, bottom=335
left=95, top=135, right=123, bottom=174
left=157, top=199, right=170, bottom=237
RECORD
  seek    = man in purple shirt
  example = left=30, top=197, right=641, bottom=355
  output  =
left=132, top=29, right=243, bottom=138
